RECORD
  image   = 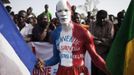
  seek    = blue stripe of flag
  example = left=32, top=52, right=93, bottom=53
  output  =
left=0, top=1, right=36, bottom=73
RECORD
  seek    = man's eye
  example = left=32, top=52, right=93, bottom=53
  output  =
left=65, top=9, right=68, bottom=12
left=58, top=10, right=62, bottom=12
left=57, top=9, right=68, bottom=13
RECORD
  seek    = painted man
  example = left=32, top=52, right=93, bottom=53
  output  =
left=36, top=0, right=111, bottom=75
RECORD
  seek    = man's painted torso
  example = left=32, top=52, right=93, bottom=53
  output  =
left=54, top=23, right=88, bottom=67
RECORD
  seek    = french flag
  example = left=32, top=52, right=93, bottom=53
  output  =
left=0, top=1, right=36, bottom=75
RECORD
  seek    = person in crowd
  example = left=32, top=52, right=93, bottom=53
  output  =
left=71, top=5, right=80, bottom=22
left=13, top=14, right=19, bottom=28
left=21, top=16, right=37, bottom=42
left=26, top=7, right=36, bottom=18
left=17, top=10, right=28, bottom=31
left=109, top=14, right=118, bottom=38
left=109, top=14, right=115, bottom=23
left=32, top=15, right=51, bottom=42
left=49, top=18, right=59, bottom=31
left=17, top=10, right=34, bottom=42
left=10, top=11, right=15, bottom=18
left=35, top=0, right=111, bottom=75
left=72, top=13, right=81, bottom=24
left=116, top=10, right=125, bottom=31
left=5, top=5, right=12, bottom=13
left=71, top=5, right=77, bottom=14
left=38, top=4, right=52, bottom=23
left=90, top=10, right=114, bottom=75
left=85, top=11, right=91, bottom=25
left=72, top=12, right=89, bottom=29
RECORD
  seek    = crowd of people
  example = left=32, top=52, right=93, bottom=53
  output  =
left=5, top=0, right=125, bottom=75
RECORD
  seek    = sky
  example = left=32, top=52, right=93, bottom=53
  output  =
left=6, top=0, right=131, bottom=17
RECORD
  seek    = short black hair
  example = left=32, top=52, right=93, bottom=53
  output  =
left=96, top=10, right=107, bottom=19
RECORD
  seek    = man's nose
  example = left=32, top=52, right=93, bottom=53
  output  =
left=60, top=11, right=66, bottom=15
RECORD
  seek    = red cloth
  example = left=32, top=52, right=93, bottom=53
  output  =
left=56, top=65, right=89, bottom=75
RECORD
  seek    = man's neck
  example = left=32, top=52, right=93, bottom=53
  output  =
left=45, top=10, right=48, bottom=13
left=62, top=23, right=73, bottom=32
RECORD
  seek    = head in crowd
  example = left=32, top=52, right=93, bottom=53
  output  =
left=87, top=11, right=91, bottom=18
left=56, top=0, right=72, bottom=27
left=116, top=10, right=125, bottom=28
left=39, top=15, right=49, bottom=27
left=27, top=17, right=34, bottom=24
left=71, top=5, right=76, bottom=13
left=18, top=10, right=27, bottom=30
left=5, top=5, right=12, bottom=13
left=117, top=10, right=125, bottom=21
left=10, top=11, right=15, bottom=20
left=72, top=13, right=81, bottom=24
left=27, top=7, right=33, bottom=15
left=18, top=10, right=27, bottom=23
left=96, top=10, right=107, bottom=26
left=85, top=11, right=91, bottom=24
left=44, top=4, right=49, bottom=12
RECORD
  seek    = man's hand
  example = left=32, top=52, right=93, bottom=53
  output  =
left=35, top=58, right=45, bottom=72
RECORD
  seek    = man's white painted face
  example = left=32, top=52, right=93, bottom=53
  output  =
left=56, top=0, right=71, bottom=25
